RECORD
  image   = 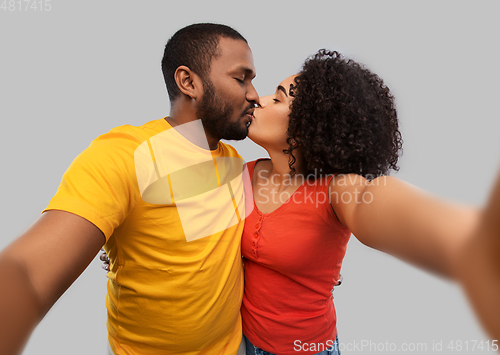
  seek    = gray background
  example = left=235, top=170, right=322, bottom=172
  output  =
left=1, top=0, right=499, bottom=354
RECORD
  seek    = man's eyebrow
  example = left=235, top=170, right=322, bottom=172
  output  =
left=277, top=85, right=288, bottom=97
left=234, top=66, right=256, bottom=79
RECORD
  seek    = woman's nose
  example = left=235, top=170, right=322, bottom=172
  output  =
left=258, top=95, right=270, bottom=108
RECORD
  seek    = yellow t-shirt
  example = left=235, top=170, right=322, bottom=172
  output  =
left=44, top=118, right=246, bottom=355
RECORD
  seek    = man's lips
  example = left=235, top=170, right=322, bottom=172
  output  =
left=245, top=106, right=255, bottom=117
left=245, top=107, right=255, bottom=127
left=245, top=115, right=253, bottom=128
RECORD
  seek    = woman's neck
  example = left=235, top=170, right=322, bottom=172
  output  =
left=262, top=147, right=304, bottom=186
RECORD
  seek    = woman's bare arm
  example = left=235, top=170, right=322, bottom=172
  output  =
left=330, top=174, right=479, bottom=278
left=455, top=171, right=500, bottom=341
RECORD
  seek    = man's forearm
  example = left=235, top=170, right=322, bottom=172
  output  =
left=0, top=255, right=45, bottom=355
left=0, top=211, right=105, bottom=355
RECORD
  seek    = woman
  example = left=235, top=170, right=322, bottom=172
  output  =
left=239, top=49, right=485, bottom=355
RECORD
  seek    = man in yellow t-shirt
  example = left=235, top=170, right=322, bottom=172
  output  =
left=0, top=23, right=259, bottom=355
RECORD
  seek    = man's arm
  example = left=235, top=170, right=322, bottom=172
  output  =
left=0, top=210, right=105, bottom=355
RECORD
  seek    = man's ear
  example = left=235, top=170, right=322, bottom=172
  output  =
left=174, top=66, right=203, bottom=100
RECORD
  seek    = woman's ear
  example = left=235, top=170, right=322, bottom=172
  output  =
left=174, top=65, right=203, bottom=100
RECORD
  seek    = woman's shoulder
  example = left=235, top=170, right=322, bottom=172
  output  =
left=328, top=173, right=368, bottom=192
left=246, top=158, right=271, bottom=176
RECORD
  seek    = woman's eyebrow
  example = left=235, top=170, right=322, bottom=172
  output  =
left=277, top=85, right=288, bottom=97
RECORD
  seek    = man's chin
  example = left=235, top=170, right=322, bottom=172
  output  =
left=221, top=128, right=248, bottom=141
left=217, top=121, right=249, bottom=141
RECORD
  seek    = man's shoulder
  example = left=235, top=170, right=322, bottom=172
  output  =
left=96, top=118, right=170, bottom=145
left=219, top=141, right=242, bottom=159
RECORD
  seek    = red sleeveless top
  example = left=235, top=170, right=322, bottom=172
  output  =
left=241, top=159, right=351, bottom=354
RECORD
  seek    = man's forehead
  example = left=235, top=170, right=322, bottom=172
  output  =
left=213, top=37, right=256, bottom=74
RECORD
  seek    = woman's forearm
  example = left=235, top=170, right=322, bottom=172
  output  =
left=454, top=171, right=500, bottom=341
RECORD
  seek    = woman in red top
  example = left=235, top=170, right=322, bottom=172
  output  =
left=241, top=50, right=498, bottom=354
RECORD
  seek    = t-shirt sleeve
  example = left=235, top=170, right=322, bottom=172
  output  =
left=43, top=130, right=142, bottom=241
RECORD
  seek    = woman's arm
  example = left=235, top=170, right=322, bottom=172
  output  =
left=330, top=174, right=479, bottom=278
left=455, top=171, right=500, bottom=341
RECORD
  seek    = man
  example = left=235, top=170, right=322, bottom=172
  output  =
left=0, top=23, right=259, bottom=355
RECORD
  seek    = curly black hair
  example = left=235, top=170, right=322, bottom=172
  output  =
left=286, top=50, right=403, bottom=180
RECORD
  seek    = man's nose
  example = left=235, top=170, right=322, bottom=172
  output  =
left=247, top=83, right=260, bottom=107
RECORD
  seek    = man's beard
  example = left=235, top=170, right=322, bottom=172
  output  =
left=196, top=80, right=249, bottom=141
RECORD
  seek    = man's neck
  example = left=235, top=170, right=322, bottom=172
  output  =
left=165, top=114, right=219, bottom=151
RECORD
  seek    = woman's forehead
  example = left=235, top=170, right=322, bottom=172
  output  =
left=279, top=75, right=298, bottom=93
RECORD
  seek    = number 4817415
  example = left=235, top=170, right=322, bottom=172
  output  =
left=1, top=0, right=52, bottom=11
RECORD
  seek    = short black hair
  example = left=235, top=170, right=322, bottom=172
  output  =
left=161, top=23, right=247, bottom=102
left=286, top=50, right=403, bottom=179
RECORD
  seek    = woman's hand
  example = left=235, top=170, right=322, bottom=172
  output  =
left=99, top=248, right=110, bottom=272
